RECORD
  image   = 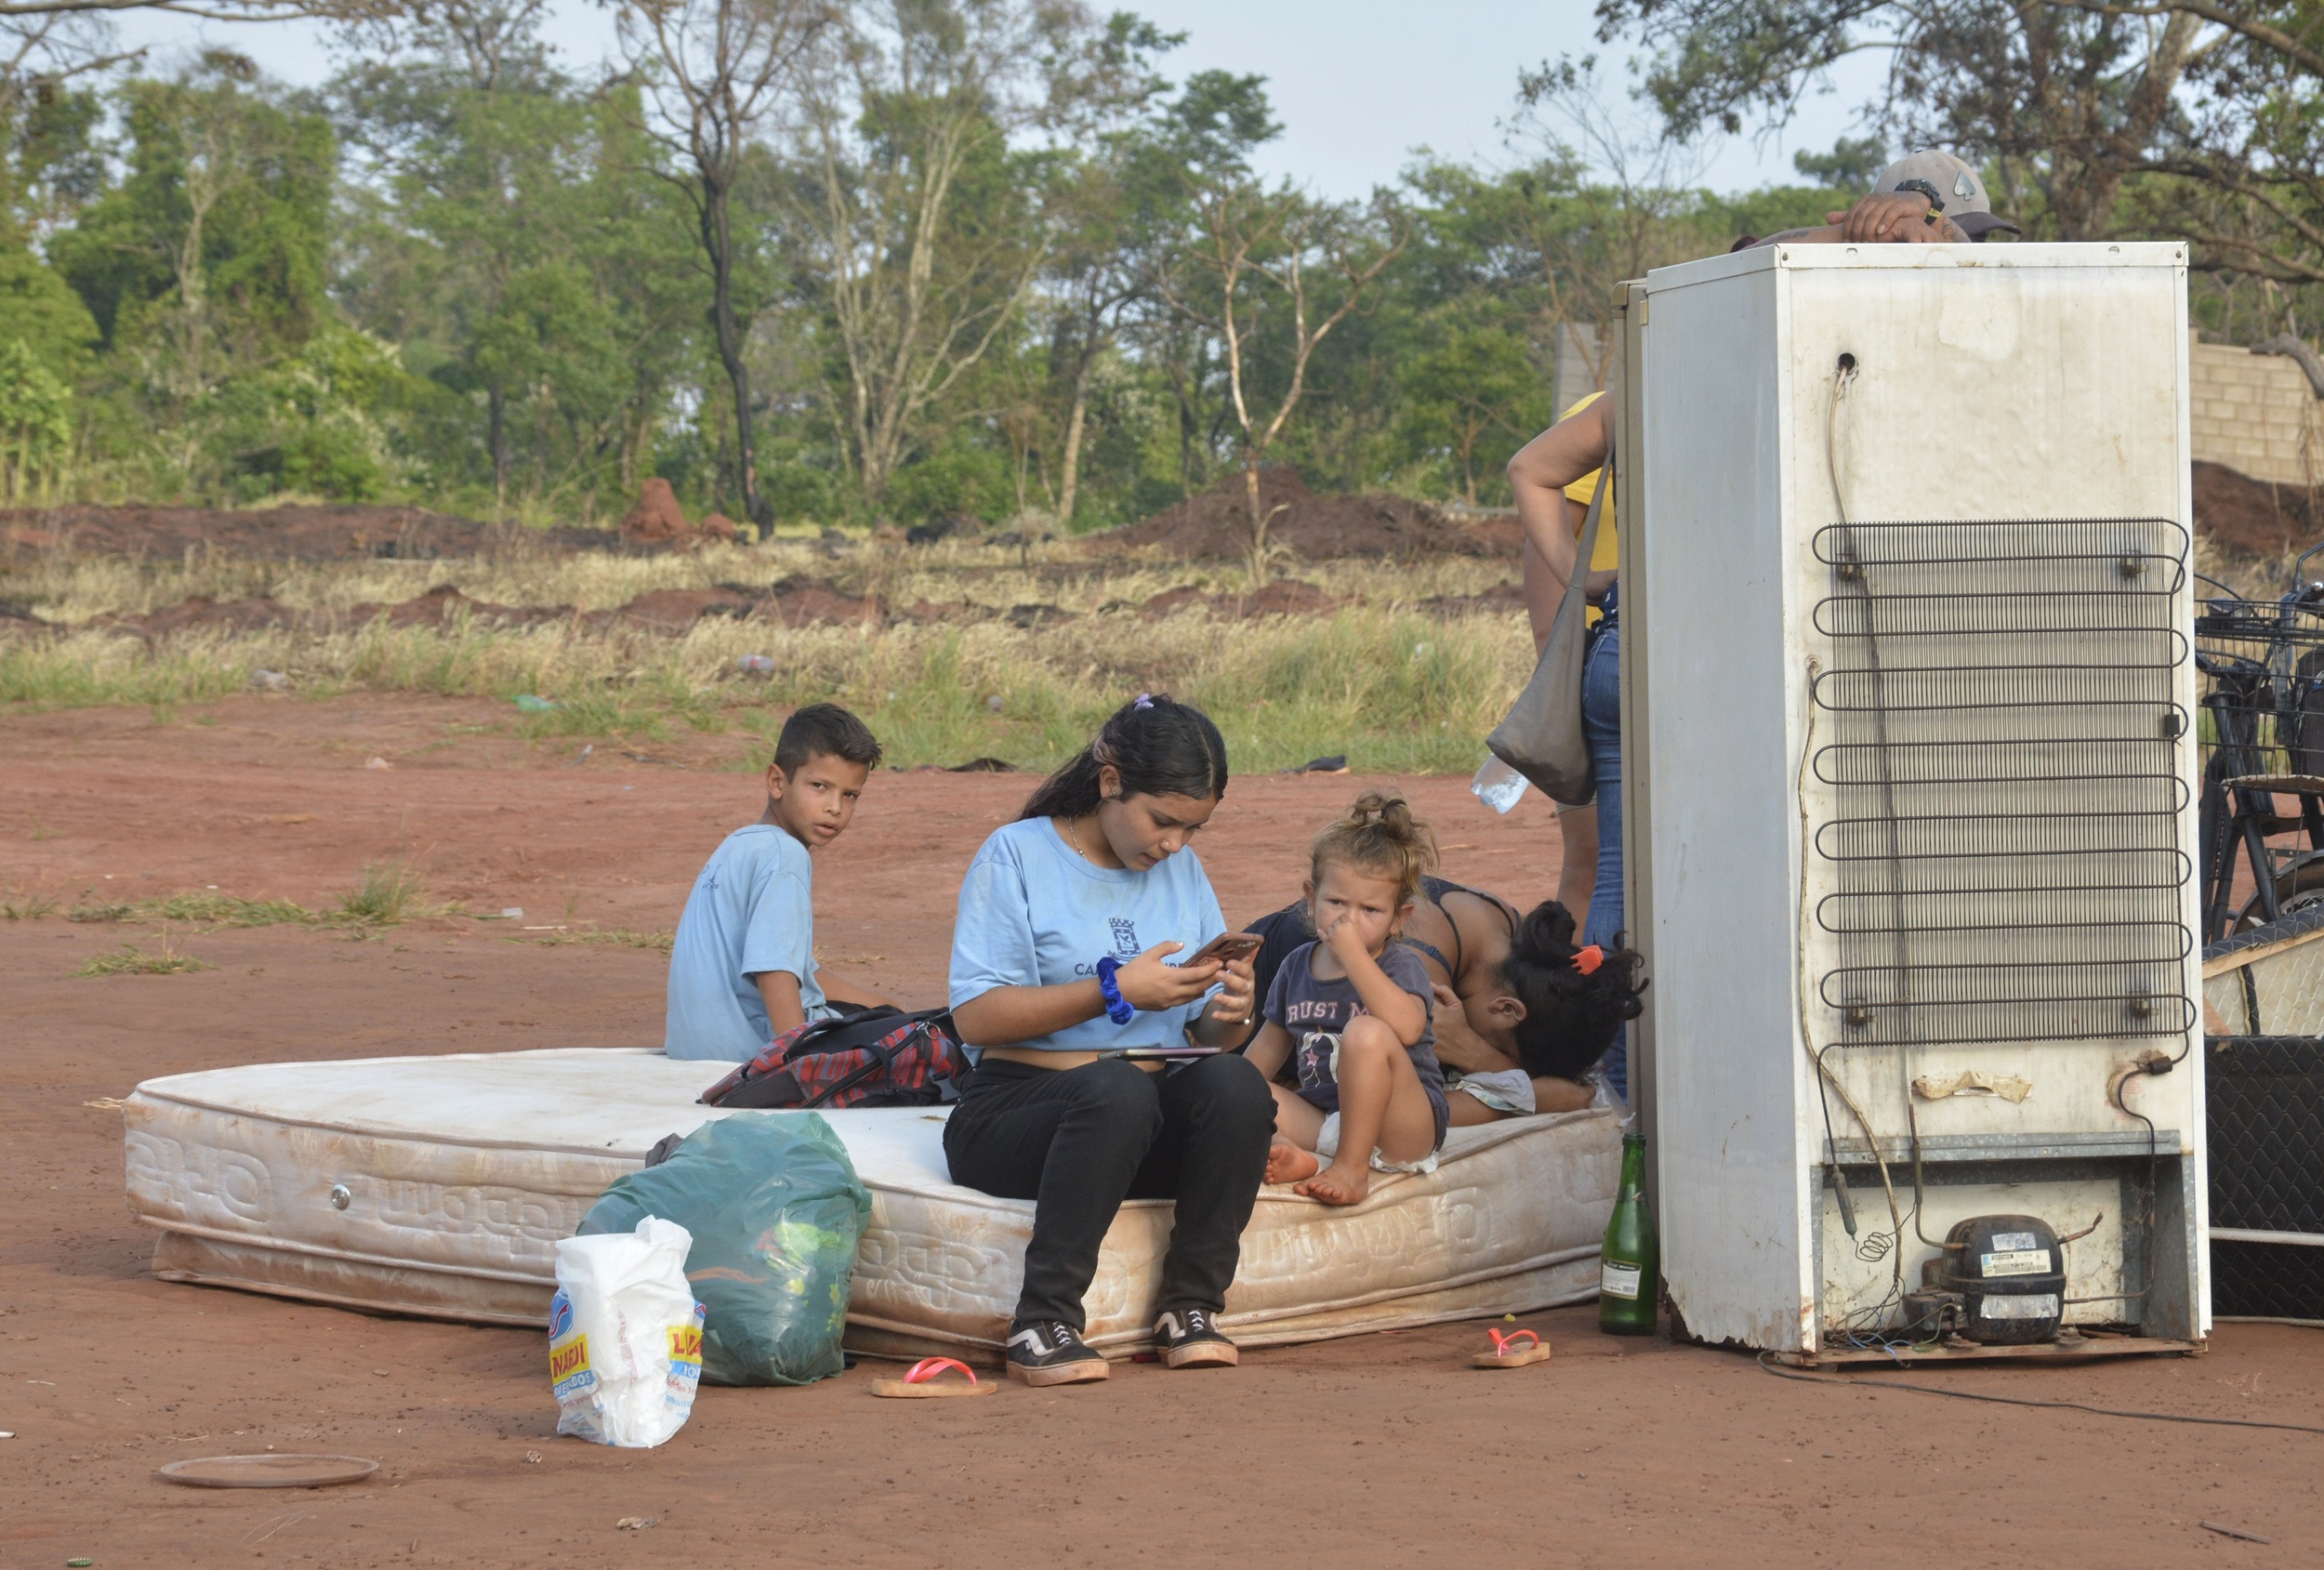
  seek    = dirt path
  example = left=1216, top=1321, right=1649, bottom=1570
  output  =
left=4, top=696, right=2320, bottom=1567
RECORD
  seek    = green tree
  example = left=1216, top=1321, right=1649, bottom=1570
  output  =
left=49, top=52, right=336, bottom=492
left=334, top=5, right=701, bottom=517
left=1396, top=324, right=1550, bottom=504
left=619, top=0, right=825, bottom=530
left=0, top=335, right=72, bottom=499
left=786, top=0, right=1129, bottom=513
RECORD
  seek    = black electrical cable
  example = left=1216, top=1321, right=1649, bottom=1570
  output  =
left=1756, top=1351, right=2324, bottom=1435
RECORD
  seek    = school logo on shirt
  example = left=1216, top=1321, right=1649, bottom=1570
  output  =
left=1110, top=917, right=1140, bottom=957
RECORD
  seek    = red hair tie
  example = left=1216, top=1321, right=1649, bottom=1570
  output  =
left=1573, top=944, right=1604, bottom=976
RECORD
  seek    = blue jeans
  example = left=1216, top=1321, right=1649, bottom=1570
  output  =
left=1580, top=612, right=1626, bottom=1099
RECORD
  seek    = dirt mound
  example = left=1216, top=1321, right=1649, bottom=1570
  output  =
left=760, top=577, right=882, bottom=628
left=0, top=503, right=514, bottom=562
left=2196, top=460, right=2324, bottom=560
left=601, top=578, right=881, bottom=632
left=618, top=478, right=697, bottom=552
left=1097, top=469, right=1501, bottom=560
left=1419, top=583, right=1528, bottom=617
left=1141, top=580, right=1347, bottom=620
left=99, top=596, right=299, bottom=637
left=346, top=584, right=558, bottom=627
left=609, top=587, right=759, bottom=631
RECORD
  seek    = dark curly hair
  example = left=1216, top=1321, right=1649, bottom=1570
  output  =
left=1499, top=901, right=1646, bottom=1081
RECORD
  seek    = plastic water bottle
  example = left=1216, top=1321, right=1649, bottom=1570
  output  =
left=1470, top=756, right=1531, bottom=814
left=1598, top=1131, right=1659, bottom=1336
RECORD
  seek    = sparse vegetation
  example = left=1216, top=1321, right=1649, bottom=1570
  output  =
left=0, top=541, right=1531, bottom=773
left=511, top=928, right=678, bottom=954
left=1, top=884, right=61, bottom=920
left=74, top=939, right=211, bottom=977
left=337, top=863, right=429, bottom=927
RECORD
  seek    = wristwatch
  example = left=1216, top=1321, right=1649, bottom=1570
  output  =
left=1095, top=957, right=1136, bottom=1025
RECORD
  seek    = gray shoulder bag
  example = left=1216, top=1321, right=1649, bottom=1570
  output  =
left=1486, top=427, right=1613, bottom=807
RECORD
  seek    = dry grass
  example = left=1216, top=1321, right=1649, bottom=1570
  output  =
left=3, top=537, right=1517, bottom=623
left=74, top=936, right=210, bottom=976
left=0, top=536, right=1533, bottom=772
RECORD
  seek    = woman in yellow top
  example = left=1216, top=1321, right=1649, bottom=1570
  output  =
left=1507, top=389, right=1624, bottom=1094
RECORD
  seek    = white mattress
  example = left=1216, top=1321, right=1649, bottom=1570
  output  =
left=123, top=1049, right=1622, bottom=1356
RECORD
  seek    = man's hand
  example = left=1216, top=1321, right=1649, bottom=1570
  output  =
left=1826, top=192, right=1968, bottom=244
left=1116, top=943, right=1218, bottom=1012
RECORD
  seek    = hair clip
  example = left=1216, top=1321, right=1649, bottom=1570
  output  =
left=1132, top=693, right=1155, bottom=709
left=1573, top=944, right=1604, bottom=975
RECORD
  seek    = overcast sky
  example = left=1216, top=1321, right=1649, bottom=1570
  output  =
left=120, top=0, right=1890, bottom=195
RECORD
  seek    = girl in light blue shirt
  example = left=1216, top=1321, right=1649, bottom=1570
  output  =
left=944, top=695, right=1272, bottom=1386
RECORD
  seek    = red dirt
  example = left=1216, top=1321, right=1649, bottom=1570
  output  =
left=1141, top=580, right=1346, bottom=619
left=2195, top=459, right=2324, bottom=561
left=1096, top=468, right=1507, bottom=560
left=346, top=584, right=558, bottom=627
left=0, top=504, right=666, bottom=563
left=6, top=695, right=2321, bottom=1566
left=99, top=595, right=300, bottom=638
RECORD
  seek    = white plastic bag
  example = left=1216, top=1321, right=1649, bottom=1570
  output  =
left=548, top=1215, right=706, bottom=1448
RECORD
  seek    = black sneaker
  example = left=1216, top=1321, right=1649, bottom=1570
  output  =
left=1153, top=1306, right=1238, bottom=1368
left=1004, top=1319, right=1110, bottom=1386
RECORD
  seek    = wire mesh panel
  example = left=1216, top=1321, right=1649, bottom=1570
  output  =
left=1811, top=518, right=2195, bottom=1049
left=2208, top=1034, right=2324, bottom=1318
left=2192, top=594, right=2324, bottom=785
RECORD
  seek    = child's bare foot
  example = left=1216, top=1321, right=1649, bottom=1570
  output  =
left=1263, top=1138, right=1321, bottom=1185
left=1295, top=1161, right=1372, bottom=1206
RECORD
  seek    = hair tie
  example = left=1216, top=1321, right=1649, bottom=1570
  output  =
left=1573, top=944, right=1604, bottom=976
left=1133, top=693, right=1155, bottom=710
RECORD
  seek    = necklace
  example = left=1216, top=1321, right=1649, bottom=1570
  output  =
left=1065, top=812, right=1095, bottom=863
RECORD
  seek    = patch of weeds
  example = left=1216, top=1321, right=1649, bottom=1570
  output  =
left=337, top=862, right=426, bottom=926
left=76, top=938, right=211, bottom=977
left=26, top=815, right=58, bottom=842
left=69, top=895, right=135, bottom=923
left=513, top=927, right=675, bottom=953
left=1, top=884, right=61, bottom=920
left=142, top=891, right=318, bottom=929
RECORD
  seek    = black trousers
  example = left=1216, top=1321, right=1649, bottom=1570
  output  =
left=943, top=1053, right=1275, bottom=1329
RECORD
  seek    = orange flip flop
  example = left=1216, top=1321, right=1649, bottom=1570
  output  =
left=1470, top=1327, right=1553, bottom=1369
left=871, top=1356, right=997, bottom=1398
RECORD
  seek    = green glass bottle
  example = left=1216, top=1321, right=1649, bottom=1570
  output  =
left=1598, top=1131, right=1659, bottom=1336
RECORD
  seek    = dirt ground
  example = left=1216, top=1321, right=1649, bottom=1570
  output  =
left=1094, top=468, right=1519, bottom=561
left=6, top=695, right=2323, bottom=1569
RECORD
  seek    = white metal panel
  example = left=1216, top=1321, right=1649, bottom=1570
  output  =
left=1635, top=250, right=1821, bottom=1352
left=1636, top=243, right=2205, bottom=1351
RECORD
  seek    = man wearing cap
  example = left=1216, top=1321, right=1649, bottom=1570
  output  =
left=1746, top=149, right=2023, bottom=247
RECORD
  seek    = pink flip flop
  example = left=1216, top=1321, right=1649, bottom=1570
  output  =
left=871, top=1356, right=998, bottom=1398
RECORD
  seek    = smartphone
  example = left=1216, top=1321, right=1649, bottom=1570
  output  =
left=1177, top=931, right=1263, bottom=969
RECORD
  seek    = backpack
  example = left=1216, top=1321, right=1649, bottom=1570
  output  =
left=697, top=1006, right=970, bottom=1112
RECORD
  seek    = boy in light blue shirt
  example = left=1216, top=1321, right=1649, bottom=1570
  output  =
left=664, top=704, right=891, bottom=1061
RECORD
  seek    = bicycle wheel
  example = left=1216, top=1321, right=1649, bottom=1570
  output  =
left=2231, top=856, right=2324, bottom=933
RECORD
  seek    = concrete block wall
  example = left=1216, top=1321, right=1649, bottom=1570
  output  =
left=2191, top=336, right=2323, bottom=487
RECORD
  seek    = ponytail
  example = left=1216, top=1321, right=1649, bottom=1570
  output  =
left=1309, top=791, right=1438, bottom=905
left=1021, top=694, right=1229, bottom=821
left=1499, top=901, right=1646, bottom=1080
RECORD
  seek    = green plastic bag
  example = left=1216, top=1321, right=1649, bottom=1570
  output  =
left=578, top=1112, right=870, bottom=1387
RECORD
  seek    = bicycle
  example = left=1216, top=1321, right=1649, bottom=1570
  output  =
left=2194, top=542, right=2324, bottom=943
